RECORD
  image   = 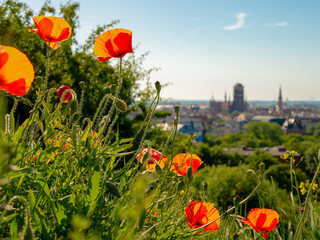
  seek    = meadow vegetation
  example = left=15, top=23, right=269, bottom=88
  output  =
left=0, top=1, right=319, bottom=239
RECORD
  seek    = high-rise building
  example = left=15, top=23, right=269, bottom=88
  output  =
left=231, top=83, right=245, bottom=112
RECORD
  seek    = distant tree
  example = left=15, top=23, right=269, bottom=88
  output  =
left=0, top=0, right=156, bottom=138
left=244, top=149, right=279, bottom=171
left=266, top=163, right=307, bottom=192
left=192, top=165, right=291, bottom=214
left=242, top=122, right=283, bottom=147
left=153, top=110, right=172, bottom=119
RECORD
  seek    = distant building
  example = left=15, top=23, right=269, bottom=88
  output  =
left=225, top=145, right=302, bottom=164
left=282, top=117, right=305, bottom=135
left=252, top=115, right=286, bottom=126
left=177, top=118, right=206, bottom=142
left=231, top=83, right=246, bottom=112
left=209, top=93, right=230, bottom=114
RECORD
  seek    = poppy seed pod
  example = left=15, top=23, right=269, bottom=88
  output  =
left=105, top=181, right=121, bottom=198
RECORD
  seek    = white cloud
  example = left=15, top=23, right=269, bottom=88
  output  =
left=275, top=21, right=288, bottom=27
left=223, top=13, right=247, bottom=30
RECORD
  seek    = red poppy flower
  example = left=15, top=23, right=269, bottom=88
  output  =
left=93, top=28, right=133, bottom=62
left=29, top=16, right=72, bottom=49
left=185, top=201, right=220, bottom=233
left=242, top=208, right=279, bottom=239
left=171, top=153, right=203, bottom=176
left=57, top=85, right=72, bottom=103
left=0, top=45, right=34, bottom=96
left=136, top=148, right=167, bottom=172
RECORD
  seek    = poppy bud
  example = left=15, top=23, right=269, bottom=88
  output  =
left=155, top=163, right=162, bottom=175
left=79, top=81, right=85, bottom=89
left=187, top=166, right=193, bottom=181
left=57, top=85, right=72, bottom=103
left=174, top=105, right=180, bottom=116
left=259, top=162, right=265, bottom=173
left=155, top=81, right=161, bottom=94
left=138, top=208, right=147, bottom=230
left=115, top=98, right=127, bottom=112
left=72, top=112, right=80, bottom=122
left=70, top=100, right=78, bottom=115
left=105, top=181, right=121, bottom=198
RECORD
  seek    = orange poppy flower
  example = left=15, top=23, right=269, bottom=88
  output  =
left=171, top=153, right=203, bottom=176
left=242, top=208, right=279, bottom=239
left=93, top=28, right=133, bottom=62
left=136, top=148, right=167, bottom=172
left=29, top=16, right=72, bottom=49
left=0, top=45, right=34, bottom=96
left=185, top=201, right=220, bottom=233
left=57, top=85, right=72, bottom=103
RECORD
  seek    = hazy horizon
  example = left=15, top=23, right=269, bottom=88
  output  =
left=21, top=0, right=320, bottom=101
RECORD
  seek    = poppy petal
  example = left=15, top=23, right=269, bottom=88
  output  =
left=0, top=45, right=34, bottom=96
left=256, top=213, right=267, bottom=229
left=30, top=16, right=72, bottom=49
left=262, top=230, right=268, bottom=239
left=0, top=78, right=27, bottom=96
left=185, top=201, right=220, bottom=233
left=48, top=41, right=59, bottom=50
left=35, top=17, right=54, bottom=41
left=93, top=28, right=133, bottom=61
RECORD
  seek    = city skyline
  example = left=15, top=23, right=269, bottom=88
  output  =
left=21, top=0, right=320, bottom=101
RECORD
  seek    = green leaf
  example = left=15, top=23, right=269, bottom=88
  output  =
left=6, top=167, right=38, bottom=179
left=10, top=216, right=18, bottom=239
left=88, top=170, right=101, bottom=214
left=90, top=171, right=101, bottom=202
left=29, top=190, right=41, bottom=226
left=13, top=118, right=32, bottom=142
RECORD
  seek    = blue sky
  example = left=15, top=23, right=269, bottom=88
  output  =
left=21, top=0, right=320, bottom=100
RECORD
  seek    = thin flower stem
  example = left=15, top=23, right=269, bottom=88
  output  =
left=188, top=173, right=264, bottom=233
left=294, top=152, right=320, bottom=240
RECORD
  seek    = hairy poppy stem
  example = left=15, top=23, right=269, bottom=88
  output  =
left=44, top=44, right=50, bottom=92
left=102, top=57, right=123, bottom=135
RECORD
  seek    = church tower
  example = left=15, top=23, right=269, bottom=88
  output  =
left=278, top=85, right=283, bottom=114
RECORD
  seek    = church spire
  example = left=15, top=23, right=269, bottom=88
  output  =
left=278, top=85, right=283, bottom=114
